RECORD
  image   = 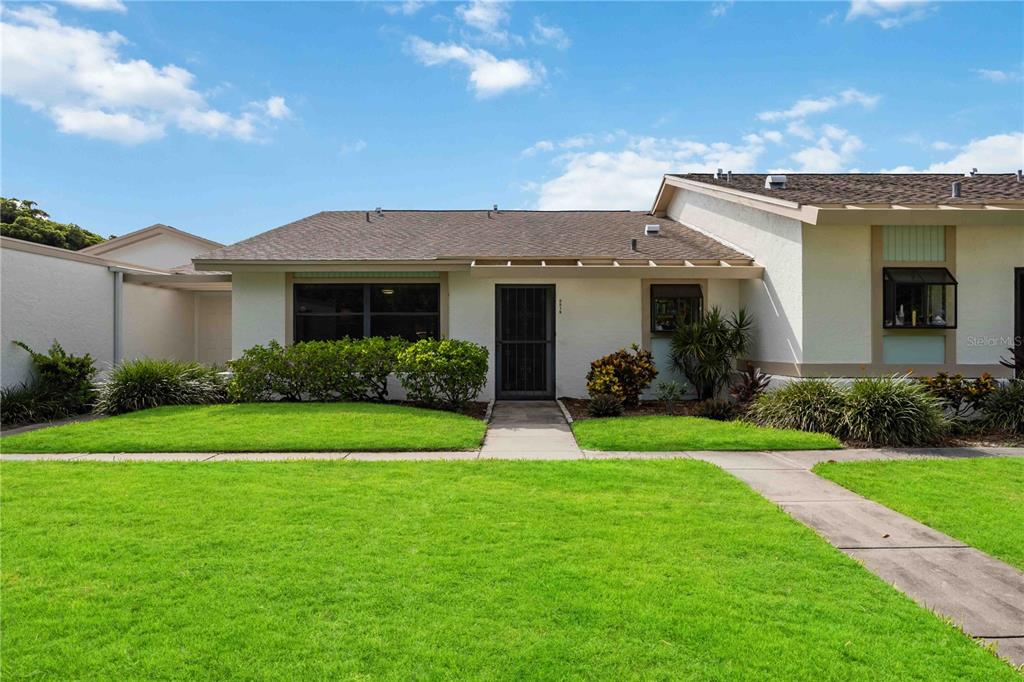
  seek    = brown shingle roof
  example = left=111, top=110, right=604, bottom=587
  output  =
left=671, top=173, right=1024, bottom=205
left=194, top=210, right=747, bottom=263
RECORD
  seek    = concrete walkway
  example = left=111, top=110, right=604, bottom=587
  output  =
left=479, top=401, right=583, bottom=459
left=712, top=450, right=1024, bottom=667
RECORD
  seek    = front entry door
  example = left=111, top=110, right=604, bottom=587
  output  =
left=495, top=285, right=555, bottom=399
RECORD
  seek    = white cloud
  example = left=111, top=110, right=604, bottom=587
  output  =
left=791, top=125, right=863, bottom=171
left=846, top=0, right=935, bottom=29
left=521, top=140, right=555, bottom=156
left=60, top=0, right=126, bottom=12
left=761, top=130, right=784, bottom=143
left=905, top=133, right=1024, bottom=172
left=0, top=5, right=289, bottom=144
left=710, top=2, right=735, bottom=18
left=262, top=95, right=292, bottom=119
left=455, top=0, right=519, bottom=45
left=406, top=37, right=541, bottom=98
left=931, top=140, right=953, bottom=151
left=339, top=139, right=368, bottom=155
left=534, top=134, right=766, bottom=209
left=758, top=88, right=879, bottom=121
left=531, top=18, right=570, bottom=50
left=974, top=68, right=1021, bottom=83
left=381, top=1, right=429, bottom=16
left=786, top=120, right=815, bottom=140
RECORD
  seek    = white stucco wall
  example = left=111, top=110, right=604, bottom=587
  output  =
left=231, top=271, right=287, bottom=357
left=801, top=224, right=872, bottom=363
left=1, top=246, right=115, bottom=386
left=448, top=272, right=643, bottom=400
left=94, top=233, right=216, bottom=270
left=956, top=224, right=1023, bottom=366
left=196, top=292, right=232, bottom=366
left=665, top=188, right=804, bottom=364
left=123, top=283, right=196, bottom=362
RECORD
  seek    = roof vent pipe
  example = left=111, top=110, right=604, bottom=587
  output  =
left=713, top=168, right=723, bottom=179
left=951, top=181, right=962, bottom=198
left=726, top=170, right=733, bottom=182
left=630, top=238, right=638, bottom=252
left=1017, top=169, right=1022, bottom=182
left=493, top=204, right=498, bottom=212
left=365, top=211, right=370, bottom=222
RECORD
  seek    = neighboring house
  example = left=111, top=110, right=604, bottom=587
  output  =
left=2, top=173, right=1021, bottom=397
left=1, top=224, right=230, bottom=387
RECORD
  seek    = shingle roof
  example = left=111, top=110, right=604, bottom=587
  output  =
left=193, top=210, right=748, bottom=263
left=671, top=173, right=1024, bottom=205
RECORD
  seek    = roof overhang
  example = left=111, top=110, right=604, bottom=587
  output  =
left=468, top=258, right=764, bottom=279
left=652, top=175, right=1024, bottom=226
left=120, top=272, right=231, bottom=291
left=80, top=224, right=223, bottom=256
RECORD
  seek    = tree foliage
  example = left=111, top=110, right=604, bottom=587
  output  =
left=1, top=197, right=107, bottom=250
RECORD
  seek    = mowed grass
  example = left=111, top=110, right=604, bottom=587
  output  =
left=573, top=415, right=841, bottom=451
left=816, top=457, right=1024, bottom=571
left=2, top=461, right=1014, bottom=680
left=0, top=403, right=486, bottom=453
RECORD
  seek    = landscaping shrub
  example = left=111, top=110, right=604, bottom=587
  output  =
left=655, top=380, right=683, bottom=415
left=396, top=339, right=488, bottom=410
left=228, top=340, right=304, bottom=402
left=981, top=380, right=1024, bottom=434
left=96, top=358, right=226, bottom=415
left=730, top=366, right=771, bottom=408
left=0, top=382, right=66, bottom=428
left=585, top=344, right=657, bottom=408
left=353, top=337, right=409, bottom=401
left=747, top=379, right=847, bottom=436
left=670, top=307, right=753, bottom=400
left=587, top=393, right=624, bottom=417
left=691, top=398, right=736, bottom=421
left=919, top=372, right=996, bottom=419
left=843, top=375, right=948, bottom=447
left=7, top=340, right=97, bottom=423
left=288, top=341, right=361, bottom=401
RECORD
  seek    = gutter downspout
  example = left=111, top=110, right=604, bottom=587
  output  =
left=110, top=268, right=124, bottom=366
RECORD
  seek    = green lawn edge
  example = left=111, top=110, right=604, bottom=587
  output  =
left=572, top=415, right=842, bottom=451
left=815, top=457, right=1024, bottom=571
left=0, top=402, right=487, bottom=453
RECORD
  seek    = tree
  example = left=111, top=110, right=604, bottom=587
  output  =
left=670, top=306, right=753, bottom=400
left=1, top=198, right=106, bottom=251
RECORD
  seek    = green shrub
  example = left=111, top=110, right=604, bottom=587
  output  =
left=585, top=344, right=657, bottom=408
left=396, top=339, right=488, bottom=410
left=288, top=341, right=361, bottom=401
left=843, top=375, right=948, bottom=447
left=587, top=393, right=624, bottom=417
left=919, top=372, right=997, bottom=419
left=352, top=337, right=409, bottom=401
left=96, top=358, right=226, bottom=415
left=228, top=340, right=304, bottom=402
left=747, top=379, right=847, bottom=435
left=0, top=382, right=67, bottom=428
left=729, top=366, right=771, bottom=408
left=691, top=398, right=736, bottom=421
left=670, top=307, right=753, bottom=400
left=981, top=380, right=1024, bottom=434
left=13, top=340, right=97, bottom=415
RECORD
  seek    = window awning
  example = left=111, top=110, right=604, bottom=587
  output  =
left=883, top=267, right=957, bottom=285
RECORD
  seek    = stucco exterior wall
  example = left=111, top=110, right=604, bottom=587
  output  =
left=196, top=292, right=232, bottom=366
left=665, top=188, right=804, bottom=364
left=448, top=272, right=643, bottom=400
left=801, top=224, right=873, bottom=364
left=1, top=246, right=115, bottom=386
left=231, top=271, right=287, bottom=357
left=122, top=283, right=196, bottom=362
left=94, top=233, right=215, bottom=270
left=956, top=224, right=1023, bottom=366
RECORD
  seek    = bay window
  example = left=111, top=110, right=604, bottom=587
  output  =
left=882, top=268, right=957, bottom=329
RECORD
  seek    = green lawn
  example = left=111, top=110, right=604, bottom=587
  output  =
left=573, top=415, right=841, bottom=451
left=0, top=403, right=486, bottom=453
left=816, top=457, right=1024, bottom=571
left=2, top=461, right=1013, bottom=680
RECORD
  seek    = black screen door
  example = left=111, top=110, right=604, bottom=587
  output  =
left=495, top=285, right=555, bottom=399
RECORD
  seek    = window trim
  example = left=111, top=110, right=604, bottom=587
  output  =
left=293, top=282, right=441, bottom=342
left=881, top=266, right=958, bottom=330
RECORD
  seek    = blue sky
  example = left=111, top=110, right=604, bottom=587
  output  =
left=2, top=0, right=1022, bottom=243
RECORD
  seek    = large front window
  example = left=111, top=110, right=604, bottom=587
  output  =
left=651, top=284, right=703, bottom=332
left=294, top=283, right=440, bottom=342
left=882, top=268, right=957, bottom=329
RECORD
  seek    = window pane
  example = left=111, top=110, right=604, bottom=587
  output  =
left=651, top=285, right=702, bottom=332
left=295, top=284, right=364, bottom=314
left=370, top=314, right=439, bottom=341
left=295, top=315, right=363, bottom=342
left=370, top=284, right=439, bottom=313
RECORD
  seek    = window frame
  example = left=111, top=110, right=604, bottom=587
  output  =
left=650, top=283, right=704, bottom=333
left=882, top=267, right=958, bottom=330
left=293, top=282, right=441, bottom=342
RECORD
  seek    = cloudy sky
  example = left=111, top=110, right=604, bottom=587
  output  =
left=2, top=0, right=1022, bottom=242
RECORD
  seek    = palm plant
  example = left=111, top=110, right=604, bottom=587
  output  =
left=670, top=307, right=753, bottom=401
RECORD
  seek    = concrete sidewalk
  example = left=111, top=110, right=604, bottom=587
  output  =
left=478, top=401, right=582, bottom=459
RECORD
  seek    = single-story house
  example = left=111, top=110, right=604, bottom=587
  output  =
left=3, top=173, right=1022, bottom=399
